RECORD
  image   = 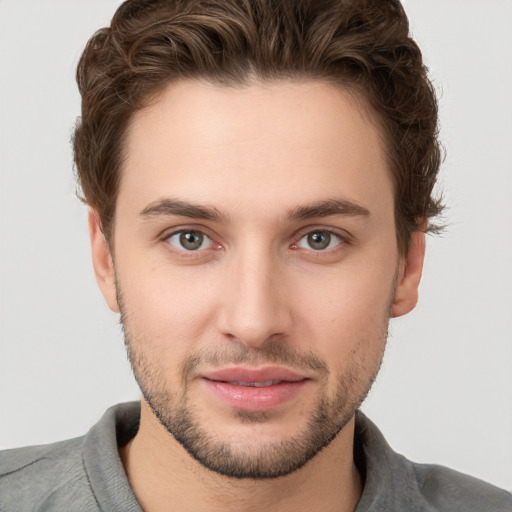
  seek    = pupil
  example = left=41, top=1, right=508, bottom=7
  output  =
left=180, top=231, right=203, bottom=250
left=308, top=232, right=330, bottom=250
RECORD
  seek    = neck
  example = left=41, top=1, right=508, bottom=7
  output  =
left=121, top=400, right=362, bottom=512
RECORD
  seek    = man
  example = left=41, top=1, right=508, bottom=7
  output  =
left=1, top=0, right=510, bottom=510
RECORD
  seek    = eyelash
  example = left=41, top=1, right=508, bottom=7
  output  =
left=292, top=229, right=347, bottom=253
left=162, top=227, right=220, bottom=257
left=161, top=227, right=350, bottom=256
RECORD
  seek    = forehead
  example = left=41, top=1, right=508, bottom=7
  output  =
left=119, top=79, right=393, bottom=223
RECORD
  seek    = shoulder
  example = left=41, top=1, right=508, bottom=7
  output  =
left=0, top=436, right=82, bottom=477
left=0, top=402, right=141, bottom=512
left=354, top=411, right=512, bottom=511
left=411, top=461, right=512, bottom=512
left=0, top=436, right=99, bottom=511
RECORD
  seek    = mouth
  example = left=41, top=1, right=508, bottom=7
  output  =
left=221, top=380, right=285, bottom=387
left=200, top=367, right=310, bottom=411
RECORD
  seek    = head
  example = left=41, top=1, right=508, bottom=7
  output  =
left=77, top=0, right=443, bottom=479
left=74, top=0, right=443, bottom=255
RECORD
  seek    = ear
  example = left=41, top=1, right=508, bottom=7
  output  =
left=88, top=209, right=119, bottom=313
left=391, top=230, right=426, bottom=318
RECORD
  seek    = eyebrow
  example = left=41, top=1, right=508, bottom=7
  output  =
left=287, top=199, right=371, bottom=220
left=139, top=197, right=370, bottom=223
left=139, top=198, right=226, bottom=222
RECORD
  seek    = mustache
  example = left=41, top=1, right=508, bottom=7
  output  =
left=182, top=339, right=329, bottom=383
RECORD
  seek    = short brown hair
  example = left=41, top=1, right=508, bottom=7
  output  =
left=73, top=0, right=444, bottom=254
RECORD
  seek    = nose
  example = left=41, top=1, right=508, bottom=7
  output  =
left=216, top=244, right=292, bottom=348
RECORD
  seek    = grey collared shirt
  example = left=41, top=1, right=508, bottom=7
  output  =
left=1, top=402, right=510, bottom=511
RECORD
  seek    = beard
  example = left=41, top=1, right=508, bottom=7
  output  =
left=119, top=299, right=388, bottom=480
left=116, top=263, right=395, bottom=480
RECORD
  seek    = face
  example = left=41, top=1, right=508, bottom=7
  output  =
left=91, top=79, right=424, bottom=479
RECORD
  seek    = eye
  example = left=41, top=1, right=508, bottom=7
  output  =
left=167, top=230, right=213, bottom=251
left=296, top=230, right=342, bottom=251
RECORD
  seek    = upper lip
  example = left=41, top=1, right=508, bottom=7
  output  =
left=201, top=366, right=308, bottom=383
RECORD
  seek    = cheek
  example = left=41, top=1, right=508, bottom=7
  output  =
left=294, top=260, right=395, bottom=359
left=116, top=259, right=220, bottom=354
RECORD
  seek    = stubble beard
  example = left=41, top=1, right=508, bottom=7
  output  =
left=119, top=301, right=389, bottom=480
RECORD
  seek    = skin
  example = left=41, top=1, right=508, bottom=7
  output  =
left=90, top=80, right=425, bottom=512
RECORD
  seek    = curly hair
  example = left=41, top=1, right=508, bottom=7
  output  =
left=73, top=0, right=444, bottom=255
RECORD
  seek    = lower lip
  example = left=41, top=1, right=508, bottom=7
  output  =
left=202, top=379, right=308, bottom=411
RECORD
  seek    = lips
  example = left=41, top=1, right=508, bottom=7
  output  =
left=201, top=367, right=309, bottom=411
left=202, top=366, right=307, bottom=383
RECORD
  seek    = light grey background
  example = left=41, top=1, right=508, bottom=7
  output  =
left=1, top=0, right=511, bottom=490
